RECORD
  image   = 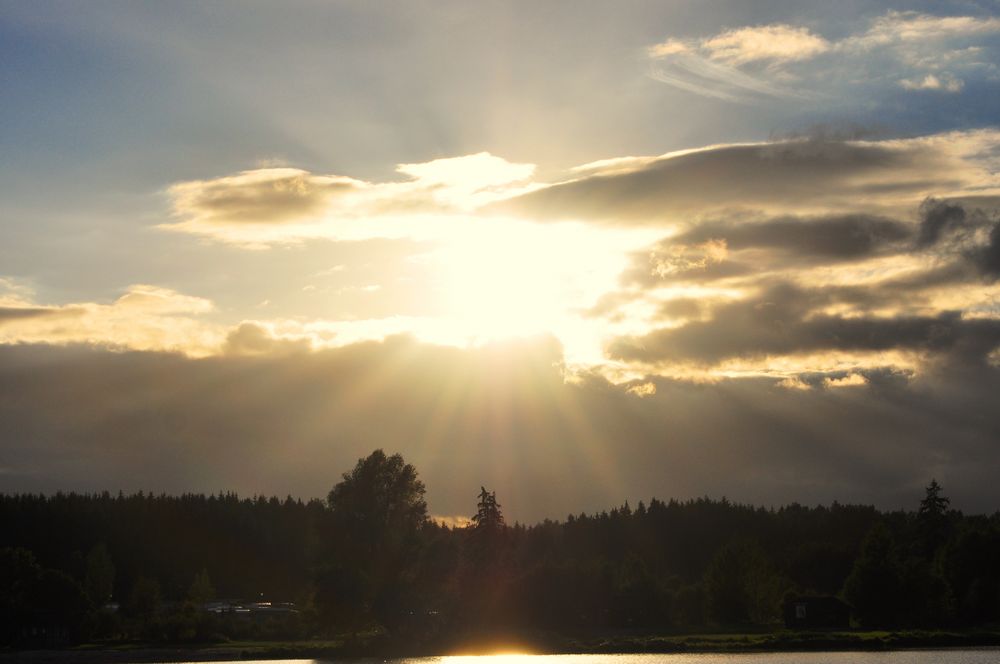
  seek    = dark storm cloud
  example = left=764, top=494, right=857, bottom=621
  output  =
left=970, top=221, right=1000, bottom=276
left=677, top=214, right=913, bottom=260
left=912, top=198, right=1000, bottom=279
left=499, top=139, right=953, bottom=224
left=2, top=338, right=1000, bottom=518
left=916, top=198, right=971, bottom=248
left=617, top=212, right=914, bottom=290
left=609, top=281, right=1000, bottom=365
left=608, top=199, right=1000, bottom=319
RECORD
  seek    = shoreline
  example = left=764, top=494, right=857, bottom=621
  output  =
left=4, top=630, right=1000, bottom=662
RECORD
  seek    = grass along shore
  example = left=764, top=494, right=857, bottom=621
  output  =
left=3, top=629, right=1000, bottom=662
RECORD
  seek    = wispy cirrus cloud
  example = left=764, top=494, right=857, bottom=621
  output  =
left=646, top=10, right=1000, bottom=102
left=851, top=11, right=1000, bottom=48
left=647, top=51, right=815, bottom=102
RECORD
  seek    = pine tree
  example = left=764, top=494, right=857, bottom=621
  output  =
left=919, top=479, right=950, bottom=518
left=472, top=487, right=505, bottom=533
left=917, top=479, right=951, bottom=559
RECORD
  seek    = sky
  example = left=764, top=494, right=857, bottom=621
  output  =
left=2, top=1, right=1000, bottom=522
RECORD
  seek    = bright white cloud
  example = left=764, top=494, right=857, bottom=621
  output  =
left=163, top=153, right=537, bottom=246
left=647, top=39, right=690, bottom=58
left=395, top=152, right=536, bottom=208
left=702, top=24, right=830, bottom=65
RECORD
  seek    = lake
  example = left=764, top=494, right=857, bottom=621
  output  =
left=175, top=650, right=1000, bottom=664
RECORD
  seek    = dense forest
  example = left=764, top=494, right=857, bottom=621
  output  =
left=2, top=450, right=999, bottom=648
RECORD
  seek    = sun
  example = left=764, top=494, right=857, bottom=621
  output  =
left=427, top=216, right=650, bottom=362
left=438, top=223, right=564, bottom=337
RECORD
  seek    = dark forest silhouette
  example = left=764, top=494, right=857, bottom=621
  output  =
left=2, top=450, right=999, bottom=648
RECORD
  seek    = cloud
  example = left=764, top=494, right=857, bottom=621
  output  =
left=222, top=322, right=312, bottom=356
left=916, top=198, right=978, bottom=248
left=899, top=74, right=964, bottom=92
left=853, top=11, right=1000, bottom=48
left=500, top=131, right=1000, bottom=225
left=169, top=168, right=361, bottom=226
left=0, top=306, right=78, bottom=323
left=645, top=24, right=830, bottom=101
left=613, top=213, right=917, bottom=296
left=611, top=306, right=1000, bottom=367
left=702, top=24, right=831, bottom=65
left=596, top=195, right=1000, bottom=378
left=0, top=282, right=222, bottom=355
left=646, top=10, right=1000, bottom=102
left=607, top=272, right=1000, bottom=368
left=2, top=337, right=1000, bottom=520
left=0, top=280, right=580, bottom=359
left=647, top=39, right=690, bottom=58
left=164, top=153, right=536, bottom=246
left=825, top=373, right=867, bottom=388
left=644, top=239, right=729, bottom=278
left=432, top=515, right=474, bottom=529
left=11, top=135, right=1000, bottom=404
left=674, top=214, right=913, bottom=261
left=969, top=219, right=1000, bottom=277
left=911, top=198, right=1000, bottom=279
left=625, top=381, right=657, bottom=397
left=163, top=131, right=1000, bottom=255
left=648, top=52, right=811, bottom=102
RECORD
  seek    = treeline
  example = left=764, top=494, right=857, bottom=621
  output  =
left=2, top=451, right=999, bottom=648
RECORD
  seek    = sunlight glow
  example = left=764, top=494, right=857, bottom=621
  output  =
left=427, top=217, right=657, bottom=364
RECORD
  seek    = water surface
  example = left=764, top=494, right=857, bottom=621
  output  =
left=183, top=650, right=1000, bottom=664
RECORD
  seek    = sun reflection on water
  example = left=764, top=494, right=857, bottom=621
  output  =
left=443, top=656, right=537, bottom=664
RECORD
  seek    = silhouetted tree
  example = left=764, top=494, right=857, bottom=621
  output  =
left=919, top=479, right=950, bottom=517
left=843, top=522, right=904, bottom=627
left=28, top=569, right=89, bottom=643
left=472, top=487, right=505, bottom=533
left=187, top=568, right=214, bottom=605
left=4, top=474, right=1000, bottom=643
left=319, top=450, right=428, bottom=632
left=313, top=564, right=368, bottom=635
left=83, top=543, right=115, bottom=607
left=944, top=526, right=1000, bottom=623
left=611, top=554, right=668, bottom=627
left=125, top=576, right=162, bottom=628
left=671, top=583, right=706, bottom=628
left=704, top=540, right=784, bottom=626
left=916, top=479, right=952, bottom=559
left=469, top=487, right=507, bottom=562
left=0, top=548, right=42, bottom=644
